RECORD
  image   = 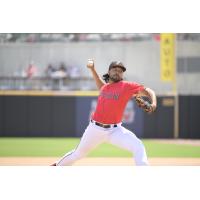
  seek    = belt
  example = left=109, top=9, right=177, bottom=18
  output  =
left=91, top=120, right=117, bottom=128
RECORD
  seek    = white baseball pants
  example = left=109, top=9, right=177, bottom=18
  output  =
left=56, top=121, right=149, bottom=166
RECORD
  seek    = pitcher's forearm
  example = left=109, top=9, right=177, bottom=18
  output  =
left=87, top=59, right=105, bottom=90
left=145, top=88, right=157, bottom=106
left=90, top=68, right=105, bottom=90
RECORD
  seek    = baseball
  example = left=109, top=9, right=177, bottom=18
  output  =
left=88, top=59, right=94, bottom=64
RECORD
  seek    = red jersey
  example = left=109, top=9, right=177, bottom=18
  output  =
left=92, top=81, right=144, bottom=124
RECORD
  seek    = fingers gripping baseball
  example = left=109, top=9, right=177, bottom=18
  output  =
left=87, top=59, right=94, bottom=69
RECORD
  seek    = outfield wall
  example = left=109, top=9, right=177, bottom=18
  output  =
left=0, top=92, right=199, bottom=138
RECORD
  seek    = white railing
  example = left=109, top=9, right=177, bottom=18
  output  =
left=0, top=76, right=96, bottom=91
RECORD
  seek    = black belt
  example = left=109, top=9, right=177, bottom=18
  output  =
left=91, top=120, right=117, bottom=128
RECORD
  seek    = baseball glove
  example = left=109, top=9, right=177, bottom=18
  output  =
left=135, top=96, right=154, bottom=113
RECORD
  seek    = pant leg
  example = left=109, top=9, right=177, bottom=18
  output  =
left=56, top=123, right=106, bottom=166
left=107, top=126, right=149, bottom=166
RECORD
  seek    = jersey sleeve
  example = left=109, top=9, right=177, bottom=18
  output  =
left=126, top=82, right=145, bottom=96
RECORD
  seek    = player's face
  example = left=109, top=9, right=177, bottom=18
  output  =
left=108, top=67, right=124, bottom=82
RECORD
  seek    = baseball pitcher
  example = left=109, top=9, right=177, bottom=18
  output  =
left=51, top=60, right=157, bottom=166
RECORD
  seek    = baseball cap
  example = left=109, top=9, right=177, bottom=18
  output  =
left=109, top=61, right=126, bottom=72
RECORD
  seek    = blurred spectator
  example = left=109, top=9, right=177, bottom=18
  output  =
left=26, top=34, right=37, bottom=42
left=45, top=64, right=56, bottom=77
left=46, top=62, right=68, bottom=90
left=68, top=65, right=81, bottom=78
left=59, top=62, right=68, bottom=76
left=26, top=62, right=38, bottom=78
left=50, top=62, right=68, bottom=79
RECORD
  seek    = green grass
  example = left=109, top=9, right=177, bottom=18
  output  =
left=143, top=140, right=200, bottom=157
left=0, top=138, right=200, bottom=157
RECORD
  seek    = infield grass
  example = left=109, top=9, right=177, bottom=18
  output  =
left=0, top=138, right=200, bottom=157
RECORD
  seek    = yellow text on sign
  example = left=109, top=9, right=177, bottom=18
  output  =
left=160, top=33, right=175, bottom=81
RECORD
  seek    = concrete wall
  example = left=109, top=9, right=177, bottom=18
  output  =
left=0, top=41, right=200, bottom=94
left=177, top=42, right=200, bottom=94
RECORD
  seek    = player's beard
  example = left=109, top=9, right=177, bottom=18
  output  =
left=109, top=74, right=122, bottom=82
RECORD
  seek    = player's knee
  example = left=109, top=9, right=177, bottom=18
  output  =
left=132, top=138, right=145, bottom=152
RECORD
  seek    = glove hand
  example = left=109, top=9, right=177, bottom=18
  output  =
left=135, top=96, right=156, bottom=113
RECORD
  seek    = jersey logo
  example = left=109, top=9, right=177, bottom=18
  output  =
left=99, top=91, right=120, bottom=100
